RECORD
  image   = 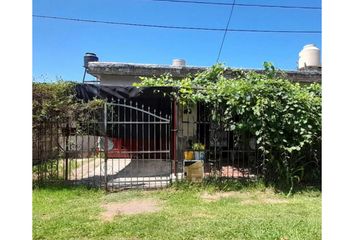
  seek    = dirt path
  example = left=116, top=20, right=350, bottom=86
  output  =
left=101, top=199, right=162, bottom=221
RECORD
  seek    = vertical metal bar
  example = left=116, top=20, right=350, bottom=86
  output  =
left=237, top=137, right=240, bottom=178
left=213, top=129, right=217, bottom=178
left=81, top=121, right=84, bottom=181
left=65, top=122, right=69, bottom=181
left=181, top=104, right=184, bottom=180
left=114, top=99, right=118, bottom=191
left=49, top=122, right=53, bottom=178
left=187, top=106, right=190, bottom=154
left=247, top=132, right=250, bottom=179
left=104, top=102, right=108, bottom=191
left=99, top=125, right=102, bottom=186
left=93, top=114, right=97, bottom=185
left=97, top=122, right=101, bottom=187
left=129, top=100, right=133, bottom=189
left=142, top=104, right=145, bottom=189
left=154, top=108, right=157, bottom=185
left=135, top=101, right=139, bottom=188
left=121, top=99, right=127, bottom=189
left=69, top=121, right=72, bottom=182
left=216, top=105, right=220, bottom=178
left=87, top=121, right=90, bottom=182
left=242, top=134, right=245, bottom=178
left=172, top=100, right=177, bottom=179
left=93, top=121, right=96, bottom=186
left=75, top=122, right=78, bottom=181
left=227, top=131, right=230, bottom=178
left=197, top=102, right=202, bottom=177
left=110, top=100, right=114, bottom=191
left=42, top=122, right=45, bottom=181
left=167, top=113, right=171, bottom=185
left=44, top=122, right=47, bottom=181
left=39, top=123, right=43, bottom=181
left=35, top=125, right=39, bottom=182
left=56, top=121, right=59, bottom=180
left=204, top=104, right=208, bottom=176
left=197, top=103, right=200, bottom=148
left=256, top=140, right=259, bottom=177
left=181, top=104, right=185, bottom=180
left=59, top=124, right=62, bottom=180
left=159, top=110, right=162, bottom=187
left=82, top=68, right=87, bottom=83
left=40, top=124, right=43, bottom=181
left=38, top=124, right=42, bottom=182
left=148, top=106, right=151, bottom=189
left=230, top=131, right=233, bottom=179
left=44, top=122, right=49, bottom=180
left=232, top=134, right=235, bottom=179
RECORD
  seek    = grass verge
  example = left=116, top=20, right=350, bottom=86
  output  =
left=33, top=183, right=321, bottom=240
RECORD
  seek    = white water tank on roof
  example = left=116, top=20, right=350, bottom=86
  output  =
left=172, top=59, right=186, bottom=67
left=298, top=44, right=321, bottom=70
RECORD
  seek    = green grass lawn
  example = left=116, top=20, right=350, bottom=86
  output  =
left=33, top=183, right=321, bottom=240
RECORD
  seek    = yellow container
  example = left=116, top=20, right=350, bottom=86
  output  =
left=184, top=151, right=194, bottom=160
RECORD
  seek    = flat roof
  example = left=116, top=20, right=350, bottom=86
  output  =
left=87, top=62, right=321, bottom=83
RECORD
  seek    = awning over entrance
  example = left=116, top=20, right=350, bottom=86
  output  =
left=75, top=84, right=177, bottom=101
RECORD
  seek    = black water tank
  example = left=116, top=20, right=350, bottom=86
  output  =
left=84, top=52, right=99, bottom=68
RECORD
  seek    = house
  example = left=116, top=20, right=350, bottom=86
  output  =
left=78, top=51, right=321, bottom=181
left=34, top=48, right=321, bottom=189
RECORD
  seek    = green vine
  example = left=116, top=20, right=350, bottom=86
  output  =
left=134, top=62, right=321, bottom=194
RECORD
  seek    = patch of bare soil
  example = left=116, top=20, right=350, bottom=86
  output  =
left=200, top=192, right=238, bottom=202
left=101, top=199, right=162, bottom=221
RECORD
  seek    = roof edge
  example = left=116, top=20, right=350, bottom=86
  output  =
left=87, top=62, right=321, bottom=83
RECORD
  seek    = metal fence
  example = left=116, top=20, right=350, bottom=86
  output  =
left=176, top=103, right=261, bottom=180
left=33, top=99, right=173, bottom=190
left=33, top=99, right=262, bottom=190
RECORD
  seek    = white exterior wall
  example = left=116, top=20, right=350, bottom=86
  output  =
left=99, top=75, right=140, bottom=86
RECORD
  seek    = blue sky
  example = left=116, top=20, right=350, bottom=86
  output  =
left=33, top=0, right=321, bottom=82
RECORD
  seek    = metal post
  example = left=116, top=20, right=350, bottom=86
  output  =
left=104, top=103, right=108, bottom=191
left=82, top=68, right=87, bottom=83
left=171, top=100, right=177, bottom=178
left=169, top=112, right=173, bottom=185
left=65, top=122, right=69, bottom=181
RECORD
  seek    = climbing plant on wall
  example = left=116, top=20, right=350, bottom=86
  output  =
left=134, top=63, right=322, bottom=194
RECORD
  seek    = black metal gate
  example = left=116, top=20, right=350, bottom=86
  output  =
left=102, top=100, right=172, bottom=190
left=33, top=99, right=173, bottom=190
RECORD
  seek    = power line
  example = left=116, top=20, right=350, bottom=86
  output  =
left=216, top=0, right=236, bottom=62
left=150, top=0, right=321, bottom=10
left=33, top=15, right=321, bottom=34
